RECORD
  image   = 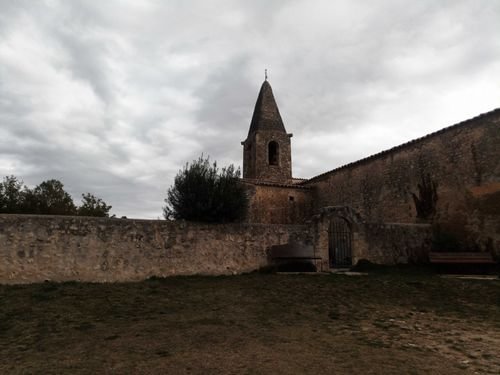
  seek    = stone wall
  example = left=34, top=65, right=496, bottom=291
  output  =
left=0, top=214, right=309, bottom=284
left=242, top=131, right=293, bottom=182
left=304, top=109, right=500, bottom=256
left=311, top=207, right=432, bottom=270
left=242, top=181, right=313, bottom=224
left=357, top=223, right=432, bottom=265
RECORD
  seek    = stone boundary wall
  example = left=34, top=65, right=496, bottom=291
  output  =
left=311, top=208, right=432, bottom=269
left=356, top=223, right=432, bottom=265
left=0, top=214, right=309, bottom=284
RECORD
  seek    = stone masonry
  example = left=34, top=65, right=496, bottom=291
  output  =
left=0, top=214, right=309, bottom=284
left=241, top=80, right=293, bottom=183
left=0, top=80, right=498, bottom=284
left=242, top=80, right=499, bottom=258
left=302, top=110, right=500, bottom=256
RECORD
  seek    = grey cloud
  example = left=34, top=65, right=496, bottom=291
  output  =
left=1, top=0, right=499, bottom=217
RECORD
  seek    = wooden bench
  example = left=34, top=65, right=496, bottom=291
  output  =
left=270, top=243, right=321, bottom=272
left=429, top=252, right=497, bottom=274
left=429, top=252, right=496, bottom=264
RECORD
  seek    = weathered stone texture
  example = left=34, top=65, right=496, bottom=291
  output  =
left=247, top=80, right=287, bottom=135
left=243, top=131, right=293, bottom=182
left=311, top=208, right=432, bottom=270
left=0, top=215, right=309, bottom=284
left=243, top=182, right=313, bottom=224
left=357, top=223, right=432, bottom=265
left=305, top=110, right=500, bottom=256
left=242, top=80, right=293, bottom=183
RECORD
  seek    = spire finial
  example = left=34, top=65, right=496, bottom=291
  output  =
left=265, top=69, right=268, bottom=81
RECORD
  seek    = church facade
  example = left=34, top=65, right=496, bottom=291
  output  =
left=241, top=80, right=500, bottom=266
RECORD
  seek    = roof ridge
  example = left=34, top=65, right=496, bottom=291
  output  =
left=301, top=107, right=500, bottom=185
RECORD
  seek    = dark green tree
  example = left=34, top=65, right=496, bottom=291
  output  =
left=164, top=155, right=248, bottom=222
left=0, top=175, right=25, bottom=213
left=28, top=179, right=77, bottom=215
left=78, top=193, right=112, bottom=217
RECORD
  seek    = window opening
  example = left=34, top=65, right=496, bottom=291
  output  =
left=268, top=141, right=279, bottom=165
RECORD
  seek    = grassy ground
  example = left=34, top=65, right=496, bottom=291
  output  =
left=0, top=268, right=499, bottom=374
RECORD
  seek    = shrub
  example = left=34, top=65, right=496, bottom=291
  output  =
left=78, top=193, right=112, bottom=217
left=164, top=155, right=248, bottom=222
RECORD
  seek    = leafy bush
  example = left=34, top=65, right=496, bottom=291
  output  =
left=78, top=193, right=112, bottom=217
left=164, top=155, right=248, bottom=222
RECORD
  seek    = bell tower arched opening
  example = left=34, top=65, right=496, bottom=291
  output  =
left=268, top=141, right=279, bottom=165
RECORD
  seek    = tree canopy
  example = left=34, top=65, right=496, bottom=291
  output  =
left=78, top=193, right=112, bottom=217
left=164, top=156, right=248, bottom=222
left=29, top=179, right=77, bottom=215
left=0, top=175, right=112, bottom=217
left=0, top=175, right=25, bottom=214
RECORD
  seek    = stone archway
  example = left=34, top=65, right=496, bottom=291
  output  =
left=312, top=206, right=363, bottom=271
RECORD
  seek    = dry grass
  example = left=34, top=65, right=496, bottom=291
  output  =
left=0, top=267, right=499, bottom=374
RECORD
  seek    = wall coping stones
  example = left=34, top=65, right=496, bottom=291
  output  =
left=0, top=214, right=309, bottom=229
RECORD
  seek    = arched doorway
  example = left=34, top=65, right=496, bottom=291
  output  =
left=328, top=217, right=352, bottom=267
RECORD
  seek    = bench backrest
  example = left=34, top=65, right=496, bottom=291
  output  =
left=429, top=252, right=496, bottom=264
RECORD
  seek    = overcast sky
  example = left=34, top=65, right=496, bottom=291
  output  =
left=1, top=0, right=499, bottom=218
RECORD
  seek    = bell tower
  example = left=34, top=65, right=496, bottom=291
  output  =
left=241, top=79, right=293, bottom=183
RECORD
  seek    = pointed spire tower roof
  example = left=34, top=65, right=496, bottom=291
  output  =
left=248, top=80, right=287, bottom=136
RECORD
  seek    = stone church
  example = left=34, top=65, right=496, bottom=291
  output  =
left=0, top=79, right=498, bottom=283
left=240, top=79, right=500, bottom=267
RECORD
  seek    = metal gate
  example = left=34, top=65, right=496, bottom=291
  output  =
left=328, top=217, right=352, bottom=267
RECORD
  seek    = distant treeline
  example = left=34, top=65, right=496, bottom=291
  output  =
left=0, top=175, right=112, bottom=217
